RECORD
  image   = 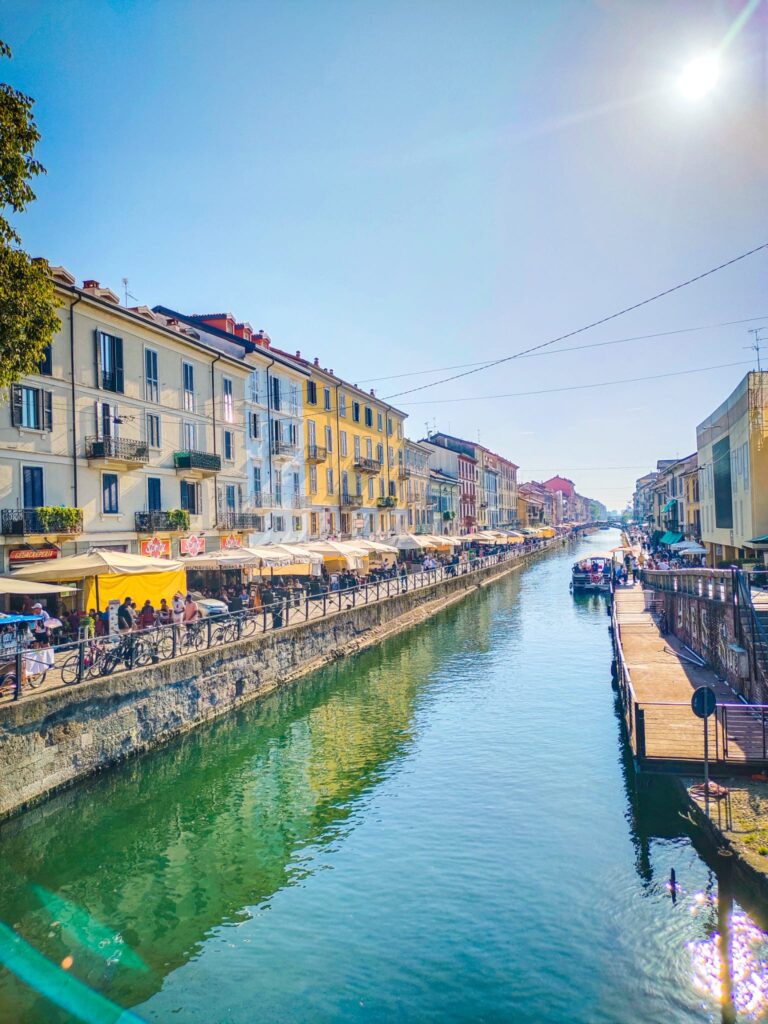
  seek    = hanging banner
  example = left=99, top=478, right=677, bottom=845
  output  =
left=221, top=533, right=243, bottom=550
left=140, top=537, right=171, bottom=559
left=180, top=535, right=206, bottom=557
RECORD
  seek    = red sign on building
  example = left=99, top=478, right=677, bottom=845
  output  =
left=9, top=546, right=59, bottom=564
left=140, top=537, right=172, bottom=559
left=221, top=533, right=243, bottom=550
left=180, top=535, right=206, bottom=557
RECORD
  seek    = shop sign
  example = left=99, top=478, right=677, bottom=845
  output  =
left=221, top=533, right=243, bottom=550
left=180, top=535, right=206, bottom=557
left=354, top=517, right=365, bottom=528
left=140, top=537, right=171, bottom=559
left=9, top=546, right=59, bottom=564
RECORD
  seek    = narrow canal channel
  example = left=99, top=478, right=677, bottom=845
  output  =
left=1, top=530, right=767, bottom=1023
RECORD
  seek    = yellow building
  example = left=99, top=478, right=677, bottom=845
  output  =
left=274, top=354, right=408, bottom=539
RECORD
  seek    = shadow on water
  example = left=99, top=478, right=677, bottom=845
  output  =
left=0, top=574, right=514, bottom=1023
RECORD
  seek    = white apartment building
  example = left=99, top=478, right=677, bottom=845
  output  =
left=0, top=269, right=251, bottom=571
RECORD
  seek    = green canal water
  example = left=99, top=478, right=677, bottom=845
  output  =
left=1, top=530, right=767, bottom=1023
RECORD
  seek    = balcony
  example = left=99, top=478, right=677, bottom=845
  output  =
left=173, top=450, right=222, bottom=477
left=376, top=496, right=396, bottom=508
left=354, top=457, right=381, bottom=474
left=2, top=507, right=83, bottom=537
left=135, top=510, right=190, bottom=533
left=216, top=512, right=266, bottom=530
left=272, top=440, right=298, bottom=460
left=341, top=493, right=363, bottom=509
left=249, top=491, right=273, bottom=509
left=398, top=467, right=411, bottom=479
left=86, top=436, right=149, bottom=468
left=306, top=445, right=328, bottom=463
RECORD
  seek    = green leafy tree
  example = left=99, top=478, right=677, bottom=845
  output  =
left=0, top=40, right=59, bottom=388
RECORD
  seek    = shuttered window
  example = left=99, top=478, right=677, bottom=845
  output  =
left=11, top=385, right=52, bottom=431
left=96, top=331, right=124, bottom=393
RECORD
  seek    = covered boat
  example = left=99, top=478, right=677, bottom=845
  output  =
left=571, top=554, right=613, bottom=593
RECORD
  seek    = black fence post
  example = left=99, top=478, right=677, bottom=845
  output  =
left=14, top=649, right=22, bottom=701
left=206, top=616, right=213, bottom=649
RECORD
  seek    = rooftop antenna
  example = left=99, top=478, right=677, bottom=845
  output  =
left=746, top=327, right=767, bottom=371
left=122, top=277, right=138, bottom=307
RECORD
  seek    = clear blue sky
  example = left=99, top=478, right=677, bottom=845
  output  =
left=4, top=0, right=767, bottom=509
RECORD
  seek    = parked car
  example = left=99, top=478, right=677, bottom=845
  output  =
left=189, top=593, right=228, bottom=618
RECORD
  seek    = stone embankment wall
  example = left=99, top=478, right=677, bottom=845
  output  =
left=0, top=543, right=559, bottom=821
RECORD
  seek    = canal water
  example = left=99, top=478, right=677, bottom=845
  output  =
left=1, top=530, right=767, bottom=1023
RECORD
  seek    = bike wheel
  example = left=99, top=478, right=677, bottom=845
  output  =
left=154, top=632, right=174, bottom=660
left=133, top=640, right=153, bottom=668
left=239, top=614, right=256, bottom=638
left=60, top=655, right=81, bottom=685
left=0, top=672, right=16, bottom=700
left=26, top=670, right=47, bottom=689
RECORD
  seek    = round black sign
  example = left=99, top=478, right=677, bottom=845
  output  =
left=691, top=685, right=716, bottom=720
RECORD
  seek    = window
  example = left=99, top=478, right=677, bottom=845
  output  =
left=39, top=345, right=52, bottom=376
left=146, top=413, right=161, bottom=449
left=354, top=435, right=361, bottom=459
left=377, top=411, right=383, bottom=431
left=11, top=385, right=52, bottom=431
left=388, top=446, right=394, bottom=466
left=379, top=478, right=385, bottom=498
left=387, top=417, right=393, bottom=435
left=102, top=473, right=119, bottom=514
left=274, top=477, right=282, bottom=506
left=147, top=477, right=162, bottom=511
left=368, top=478, right=374, bottom=499
left=249, top=412, right=261, bottom=439
left=355, top=473, right=362, bottom=496
left=22, top=466, right=44, bottom=507
left=225, top=484, right=236, bottom=511
left=366, top=438, right=373, bottom=459
left=183, top=421, right=196, bottom=450
left=377, top=443, right=384, bottom=464
left=182, top=362, right=195, bottom=411
left=96, top=400, right=117, bottom=438
left=293, top=471, right=301, bottom=499
left=340, top=430, right=347, bottom=457
left=325, top=425, right=333, bottom=452
left=389, top=480, right=396, bottom=497
left=339, top=393, right=347, bottom=417
left=273, top=515, right=285, bottom=532
left=323, top=387, right=332, bottom=411
left=98, top=332, right=124, bottom=393
left=353, top=401, right=360, bottom=423
left=310, top=512, right=319, bottom=535
left=293, top=516, right=302, bottom=531
left=307, top=420, right=317, bottom=446
left=224, top=430, right=234, bottom=461
left=364, top=406, right=373, bottom=428
left=271, top=375, right=281, bottom=411
left=397, top=421, right=402, bottom=439
left=180, top=479, right=201, bottom=514
left=145, top=349, right=159, bottom=402
left=342, top=471, right=349, bottom=496
left=223, top=377, right=234, bottom=423
left=327, top=468, right=334, bottom=495
left=309, top=465, right=318, bottom=493
left=306, top=380, right=318, bottom=405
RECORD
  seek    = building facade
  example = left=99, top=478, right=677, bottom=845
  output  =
left=404, top=439, right=431, bottom=534
left=0, top=270, right=252, bottom=572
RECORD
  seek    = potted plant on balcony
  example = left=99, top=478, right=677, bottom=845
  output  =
left=36, top=505, right=82, bottom=533
left=166, top=508, right=190, bottom=531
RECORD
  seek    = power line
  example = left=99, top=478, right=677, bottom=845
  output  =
left=385, top=243, right=768, bottom=400
left=358, top=314, right=768, bottom=385
left=400, top=359, right=753, bottom=405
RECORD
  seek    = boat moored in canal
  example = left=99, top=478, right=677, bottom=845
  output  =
left=571, top=555, right=613, bottom=593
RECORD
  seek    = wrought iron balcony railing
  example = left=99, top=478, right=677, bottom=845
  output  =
left=354, top=457, right=381, bottom=473
left=86, top=436, right=149, bottom=464
left=1, top=507, right=83, bottom=536
left=272, top=440, right=298, bottom=458
left=173, top=450, right=222, bottom=473
left=340, top=493, right=363, bottom=508
left=134, top=510, right=190, bottom=533
left=376, top=496, right=397, bottom=508
left=306, top=445, right=328, bottom=463
left=216, top=512, right=266, bottom=530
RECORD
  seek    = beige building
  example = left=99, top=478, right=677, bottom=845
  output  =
left=404, top=439, right=431, bottom=534
left=697, top=371, right=768, bottom=565
left=0, top=269, right=251, bottom=570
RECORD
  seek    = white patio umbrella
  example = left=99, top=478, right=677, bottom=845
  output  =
left=352, top=539, right=399, bottom=554
left=12, top=548, right=183, bottom=580
left=0, top=577, right=77, bottom=595
left=392, top=534, right=431, bottom=551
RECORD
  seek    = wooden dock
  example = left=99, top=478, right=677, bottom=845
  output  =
left=612, top=583, right=763, bottom=771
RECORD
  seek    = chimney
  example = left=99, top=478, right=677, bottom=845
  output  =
left=253, top=330, right=271, bottom=349
left=313, top=357, right=320, bottom=367
left=370, top=389, right=375, bottom=397
left=295, top=350, right=301, bottom=359
left=83, top=280, right=100, bottom=290
left=234, top=322, right=253, bottom=342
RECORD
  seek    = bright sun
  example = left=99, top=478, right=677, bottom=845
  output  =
left=678, top=52, right=721, bottom=99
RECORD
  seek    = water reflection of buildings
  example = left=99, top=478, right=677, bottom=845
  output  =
left=0, top=577, right=513, bottom=1022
